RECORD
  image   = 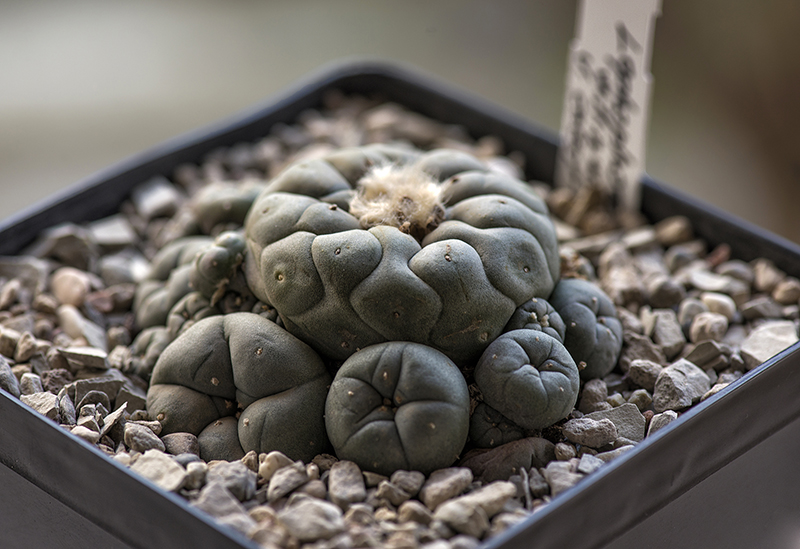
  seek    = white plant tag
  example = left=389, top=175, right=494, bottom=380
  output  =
left=555, top=0, right=661, bottom=211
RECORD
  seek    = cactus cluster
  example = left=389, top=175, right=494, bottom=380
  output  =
left=139, top=144, right=623, bottom=473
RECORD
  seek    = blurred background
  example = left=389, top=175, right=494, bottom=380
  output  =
left=2, top=0, right=799, bottom=242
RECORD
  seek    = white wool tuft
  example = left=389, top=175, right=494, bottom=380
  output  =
left=349, top=164, right=445, bottom=240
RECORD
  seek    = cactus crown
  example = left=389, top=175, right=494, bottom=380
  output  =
left=349, top=163, right=446, bottom=242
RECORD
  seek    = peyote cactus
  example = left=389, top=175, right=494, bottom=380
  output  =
left=325, top=342, right=470, bottom=476
left=140, top=143, right=622, bottom=472
left=243, top=144, right=560, bottom=364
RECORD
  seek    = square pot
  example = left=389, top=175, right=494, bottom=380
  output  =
left=2, top=60, right=800, bottom=549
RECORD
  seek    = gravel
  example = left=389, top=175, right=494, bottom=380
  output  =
left=2, top=93, right=800, bottom=548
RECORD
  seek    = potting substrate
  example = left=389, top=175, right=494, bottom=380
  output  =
left=2, top=62, right=800, bottom=549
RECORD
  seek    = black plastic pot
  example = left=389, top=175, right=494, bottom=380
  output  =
left=2, top=60, right=800, bottom=549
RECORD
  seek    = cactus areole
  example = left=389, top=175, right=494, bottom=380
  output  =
left=243, top=144, right=561, bottom=364
left=146, top=144, right=622, bottom=470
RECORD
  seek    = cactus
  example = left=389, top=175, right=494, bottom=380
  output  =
left=469, top=402, right=526, bottom=448
left=548, top=278, right=623, bottom=380
left=244, top=145, right=559, bottom=364
left=325, top=342, right=470, bottom=476
left=504, top=297, right=566, bottom=342
left=474, top=330, right=580, bottom=430
left=146, top=313, right=330, bottom=462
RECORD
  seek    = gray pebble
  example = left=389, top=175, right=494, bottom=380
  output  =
left=50, top=267, right=92, bottom=307
left=56, top=305, right=107, bottom=352
left=391, top=470, right=426, bottom=497
left=18, top=372, right=43, bottom=395
left=131, top=176, right=182, bottom=221
left=173, top=452, right=202, bottom=468
left=654, top=216, right=693, bottom=247
left=753, top=259, right=785, bottom=293
left=542, top=461, right=583, bottom=497
left=450, top=535, right=481, bottom=549
left=0, top=355, right=20, bottom=399
left=14, top=332, right=38, bottom=363
left=376, top=480, right=412, bottom=507
left=71, top=425, right=101, bottom=444
left=554, top=442, right=578, bottom=461
left=267, top=462, right=309, bottom=502
left=578, top=378, right=609, bottom=413
left=562, top=417, right=617, bottom=448
left=192, top=481, right=257, bottom=536
left=577, top=453, right=605, bottom=475
left=650, top=309, right=686, bottom=360
left=627, top=389, right=653, bottom=412
left=653, top=359, right=711, bottom=412
left=277, top=498, right=345, bottom=542
left=700, top=292, right=737, bottom=321
left=618, top=333, right=667, bottom=373
left=689, top=312, right=728, bottom=343
left=124, top=422, right=165, bottom=453
left=419, top=468, right=473, bottom=511
left=258, top=450, right=294, bottom=482
left=433, top=481, right=516, bottom=537
left=741, top=296, right=784, bottom=320
left=60, top=346, right=109, bottom=370
left=87, top=214, right=139, bottom=249
left=162, top=432, right=200, bottom=456
left=207, top=460, right=257, bottom=502
left=56, top=389, right=76, bottom=425
left=585, top=403, right=647, bottom=442
left=677, top=297, right=709, bottom=327
left=527, top=467, right=549, bottom=498
left=595, top=445, right=636, bottom=462
left=76, top=390, right=111, bottom=413
left=130, top=449, right=188, bottom=493
left=740, top=320, right=799, bottom=370
left=184, top=461, right=207, bottom=490
left=689, top=270, right=749, bottom=302
left=398, top=499, right=433, bottom=526
left=627, top=359, right=663, bottom=392
left=684, top=340, right=725, bottom=369
left=606, top=392, right=626, bottom=407
left=647, top=410, right=679, bottom=437
left=328, top=460, right=366, bottom=509
left=20, top=391, right=59, bottom=420
left=772, top=277, right=800, bottom=305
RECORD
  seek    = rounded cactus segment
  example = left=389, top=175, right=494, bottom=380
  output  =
left=548, top=278, right=623, bottom=380
left=469, top=402, right=526, bottom=448
left=189, top=231, right=247, bottom=303
left=474, top=330, right=580, bottom=431
left=147, top=313, right=330, bottom=461
left=190, top=181, right=265, bottom=234
left=504, top=297, right=566, bottom=343
left=198, top=416, right=245, bottom=462
left=325, top=342, right=470, bottom=476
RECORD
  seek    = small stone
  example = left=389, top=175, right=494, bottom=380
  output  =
left=527, top=467, right=549, bottom=498
left=241, top=450, right=259, bottom=473
left=328, top=460, right=367, bottom=509
left=56, top=305, right=107, bottom=352
left=741, top=296, right=784, bottom=320
left=277, top=498, right=345, bottom=542
left=653, top=359, right=711, bottom=412
left=654, top=216, right=693, bottom=246
left=647, top=410, right=679, bottom=436
left=130, top=449, right=188, bottom=492
left=740, top=320, right=799, bottom=370
left=267, top=462, right=309, bottom=502
left=295, top=479, right=327, bottom=500
left=684, top=340, right=725, bottom=369
left=689, top=312, right=728, bottom=343
left=184, top=461, right=208, bottom=490
left=77, top=414, right=100, bottom=432
left=21, top=391, right=59, bottom=420
left=627, top=359, right=663, bottom=392
left=458, top=437, right=554, bottom=483
left=40, top=368, right=73, bottom=394
left=434, top=481, right=515, bottom=537
left=343, top=503, right=376, bottom=527
left=56, top=389, right=76, bottom=425
left=362, top=470, right=387, bottom=488
left=19, top=372, right=43, bottom=395
left=606, top=392, right=626, bottom=407
left=88, top=214, right=139, bottom=248
left=60, top=346, right=109, bottom=370
left=650, top=309, right=686, bottom=360
left=689, top=270, right=749, bottom=301
left=376, top=480, right=412, bottom=507
left=542, top=461, right=583, bottom=496
left=700, top=292, right=737, bottom=321
left=0, top=355, right=20, bottom=397
left=585, top=403, right=647, bottom=442
left=489, top=510, right=530, bottom=538
left=76, top=390, right=111, bottom=413
left=50, top=267, right=92, bottom=307
left=390, top=470, right=426, bottom=497
left=595, top=445, right=635, bottom=462
left=677, top=298, right=709, bottom=327
left=124, top=422, right=166, bottom=453
left=115, top=386, right=147, bottom=412
left=554, top=442, right=578, bottom=461
left=192, top=481, right=257, bottom=536
left=311, top=453, right=338, bottom=472
left=772, top=277, right=800, bottom=305
left=71, top=425, right=101, bottom=444
left=578, top=378, right=608, bottom=413
left=752, top=258, right=785, bottom=293
left=162, top=432, right=200, bottom=456
left=0, top=327, right=20, bottom=360
left=716, top=260, right=754, bottom=285
left=577, top=453, right=605, bottom=475
left=206, top=460, right=257, bottom=502
left=98, top=402, right=127, bottom=437
left=450, top=535, right=481, bottom=549
left=622, top=226, right=658, bottom=252
left=14, top=332, right=38, bottom=363
left=258, top=450, right=294, bottom=482
left=398, top=500, right=433, bottom=526
left=419, top=468, right=474, bottom=510
left=131, top=176, right=182, bottom=221
left=618, top=332, right=667, bottom=373
left=562, top=417, right=617, bottom=448
left=627, top=389, right=653, bottom=412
